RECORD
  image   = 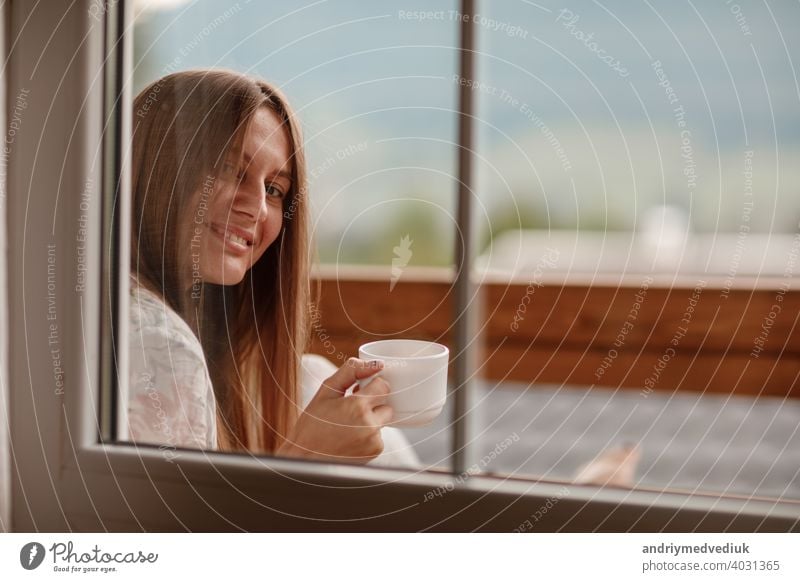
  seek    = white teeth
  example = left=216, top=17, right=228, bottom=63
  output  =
left=210, top=224, right=252, bottom=246
left=225, top=232, right=248, bottom=246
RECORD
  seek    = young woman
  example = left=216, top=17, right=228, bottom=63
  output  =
left=127, top=69, right=414, bottom=465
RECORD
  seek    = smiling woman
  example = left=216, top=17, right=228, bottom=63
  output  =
left=127, top=69, right=399, bottom=462
left=199, top=106, right=292, bottom=286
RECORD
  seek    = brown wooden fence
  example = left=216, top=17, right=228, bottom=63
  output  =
left=308, top=266, right=800, bottom=397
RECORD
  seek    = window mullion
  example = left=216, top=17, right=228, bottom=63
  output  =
left=452, top=0, right=480, bottom=474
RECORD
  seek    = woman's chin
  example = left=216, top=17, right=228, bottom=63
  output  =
left=199, top=267, right=247, bottom=286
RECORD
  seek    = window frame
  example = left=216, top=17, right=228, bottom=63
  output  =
left=7, top=0, right=799, bottom=532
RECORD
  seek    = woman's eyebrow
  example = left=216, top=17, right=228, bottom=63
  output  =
left=271, top=169, right=293, bottom=181
left=241, top=152, right=292, bottom=180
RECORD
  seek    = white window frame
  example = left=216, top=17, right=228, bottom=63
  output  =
left=7, top=0, right=798, bottom=532
left=0, top=0, right=9, bottom=532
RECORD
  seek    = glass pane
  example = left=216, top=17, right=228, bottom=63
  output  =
left=474, top=0, right=800, bottom=501
left=124, top=0, right=458, bottom=469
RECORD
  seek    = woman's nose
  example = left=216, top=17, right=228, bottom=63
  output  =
left=234, top=180, right=268, bottom=222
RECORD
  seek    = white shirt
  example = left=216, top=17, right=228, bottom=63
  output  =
left=128, top=278, right=217, bottom=450
left=126, top=278, right=420, bottom=466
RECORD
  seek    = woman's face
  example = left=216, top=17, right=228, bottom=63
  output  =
left=197, top=106, right=293, bottom=286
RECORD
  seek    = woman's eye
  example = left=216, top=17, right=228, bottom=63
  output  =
left=264, top=184, right=286, bottom=200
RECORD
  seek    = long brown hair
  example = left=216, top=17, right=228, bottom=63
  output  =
left=131, top=69, right=311, bottom=454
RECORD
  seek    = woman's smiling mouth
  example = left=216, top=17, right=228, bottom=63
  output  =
left=209, top=222, right=255, bottom=252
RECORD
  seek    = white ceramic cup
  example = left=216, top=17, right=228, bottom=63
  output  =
left=357, top=339, right=449, bottom=427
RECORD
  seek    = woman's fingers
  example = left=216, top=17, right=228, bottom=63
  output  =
left=356, top=376, right=391, bottom=408
left=358, top=375, right=390, bottom=397
left=320, top=357, right=383, bottom=398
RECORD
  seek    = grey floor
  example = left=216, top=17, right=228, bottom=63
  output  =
left=401, top=382, right=800, bottom=500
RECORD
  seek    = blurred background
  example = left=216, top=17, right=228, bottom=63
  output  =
left=132, top=0, right=800, bottom=269
left=131, top=0, right=800, bottom=500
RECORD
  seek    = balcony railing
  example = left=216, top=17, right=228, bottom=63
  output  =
left=309, top=260, right=799, bottom=397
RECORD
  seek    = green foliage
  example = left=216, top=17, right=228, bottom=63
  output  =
left=318, top=201, right=453, bottom=267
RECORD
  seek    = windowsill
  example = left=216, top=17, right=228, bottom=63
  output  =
left=88, top=441, right=800, bottom=516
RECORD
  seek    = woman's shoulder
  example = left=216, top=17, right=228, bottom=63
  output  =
left=127, top=275, right=217, bottom=450
left=129, top=275, right=201, bottom=353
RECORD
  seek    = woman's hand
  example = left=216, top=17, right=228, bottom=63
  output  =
left=277, top=358, right=393, bottom=463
